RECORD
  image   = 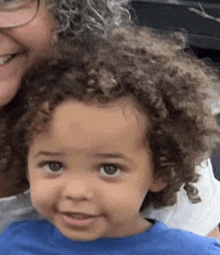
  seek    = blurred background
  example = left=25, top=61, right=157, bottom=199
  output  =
left=131, top=0, right=220, bottom=181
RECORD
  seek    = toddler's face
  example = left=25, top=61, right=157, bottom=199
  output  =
left=27, top=97, right=165, bottom=241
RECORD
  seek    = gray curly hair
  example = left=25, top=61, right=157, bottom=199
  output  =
left=49, top=0, right=131, bottom=37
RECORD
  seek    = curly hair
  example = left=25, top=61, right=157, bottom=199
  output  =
left=2, top=27, right=220, bottom=210
left=48, top=0, right=131, bottom=37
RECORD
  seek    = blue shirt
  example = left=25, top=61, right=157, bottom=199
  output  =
left=0, top=219, right=219, bottom=254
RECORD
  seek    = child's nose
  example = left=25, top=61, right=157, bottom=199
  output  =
left=62, top=177, right=94, bottom=201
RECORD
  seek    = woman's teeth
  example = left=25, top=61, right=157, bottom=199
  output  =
left=0, top=54, right=15, bottom=65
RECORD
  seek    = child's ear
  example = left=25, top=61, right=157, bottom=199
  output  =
left=149, top=178, right=167, bottom=192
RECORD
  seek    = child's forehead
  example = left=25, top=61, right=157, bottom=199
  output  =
left=30, top=97, right=150, bottom=155
left=42, top=96, right=148, bottom=139
left=52, top=97, right=146, bottom=124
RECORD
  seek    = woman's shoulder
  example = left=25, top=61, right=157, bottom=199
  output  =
left=143, top=159, right=220, bottom=235
left=0, top=190, right=42, bottom=234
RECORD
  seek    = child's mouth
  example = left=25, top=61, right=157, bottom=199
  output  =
left=64, top=213, right=93, bottom=220
left=61, top=212, right=99, bottom=228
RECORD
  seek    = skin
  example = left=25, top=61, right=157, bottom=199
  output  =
left=27, top=98, right=166, bottom=241
left=0, top=0, right=55, bottom=198
left=0, top=0, right=55, bottom=108
left=0, top=0, right=219, bottom=241
left=207, top=226, right=220, bottom=242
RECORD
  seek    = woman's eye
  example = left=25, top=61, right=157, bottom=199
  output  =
left=99, top=165, right=121, bottom=177
left=43, top=162, right=63, bottom=174
left=1, top=0, right=36, bottom=10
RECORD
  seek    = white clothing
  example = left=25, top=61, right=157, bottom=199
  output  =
left=142, top=159, right=220, bottom=236
left=1, top=159, right=220, bottom=236
left=0, top=190, right=42, bottom=234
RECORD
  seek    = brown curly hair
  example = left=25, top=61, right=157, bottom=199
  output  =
left=1, top=26, right=220, bottom=210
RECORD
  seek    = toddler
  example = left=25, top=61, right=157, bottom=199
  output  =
left=0, top=26, right=220, bottom=254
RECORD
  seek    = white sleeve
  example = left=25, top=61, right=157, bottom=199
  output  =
left=0, top=190, right=42, bottom=234
left=142, top=159, right=220, bottom=236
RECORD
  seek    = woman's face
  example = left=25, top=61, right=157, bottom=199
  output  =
left=0, top=0, right=55, bottom=107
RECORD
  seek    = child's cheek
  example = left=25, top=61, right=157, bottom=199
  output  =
left=29, top=180, right=57, bottom=218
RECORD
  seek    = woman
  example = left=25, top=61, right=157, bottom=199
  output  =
left=0, top=0, right=220, bottom=239
left=0, top=0, right=130, bottom=108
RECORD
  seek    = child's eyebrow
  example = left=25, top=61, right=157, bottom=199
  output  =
left=33, top=151, right=64, bottom=158
left=93, top=153, right=134, bottom=163
left=33, top=151, right=134, bottom=163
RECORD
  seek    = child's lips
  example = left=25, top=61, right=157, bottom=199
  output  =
left=63, top=212, right=97, bottom=219
left=60, top=212, right=100, bottom=228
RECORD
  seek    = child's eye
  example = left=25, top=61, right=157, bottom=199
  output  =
left=99, top=164, right=121, bottom=177
left=43, top=162, right=63, bottom=174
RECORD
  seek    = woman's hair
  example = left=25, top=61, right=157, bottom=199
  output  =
left=2, top=27, right=220, bottom=210
left=48, top=0, right=131, bottom=37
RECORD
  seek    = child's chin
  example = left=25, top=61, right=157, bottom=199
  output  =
left=61, top=231, right=102, bottom=242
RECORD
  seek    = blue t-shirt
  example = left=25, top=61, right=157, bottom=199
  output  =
left=0, top=219, right=219, bottom=254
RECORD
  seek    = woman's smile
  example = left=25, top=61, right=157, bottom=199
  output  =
left=0, top=0, right=54, bottom=107
left=0, top=51, right=26, bottom=67
left=0, top=54, right=16, bottom=65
